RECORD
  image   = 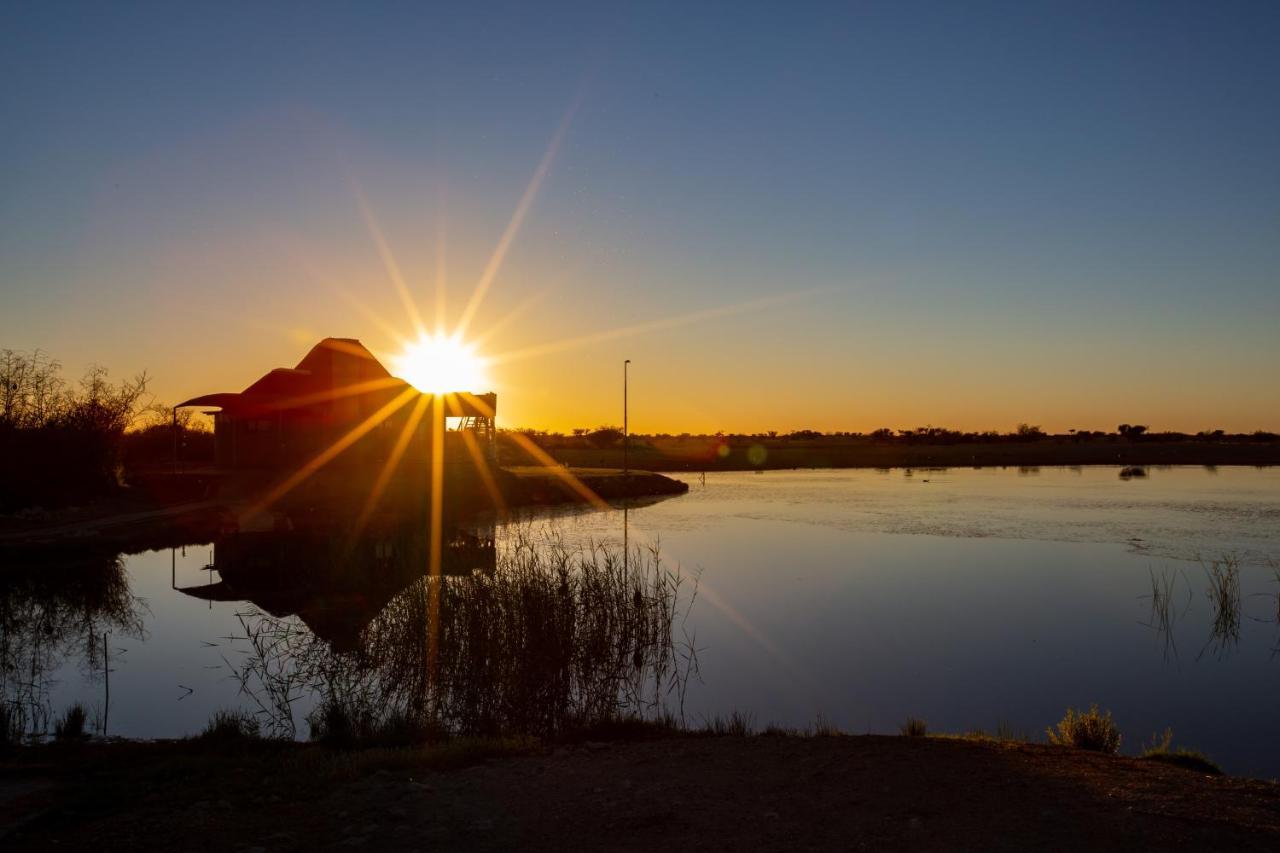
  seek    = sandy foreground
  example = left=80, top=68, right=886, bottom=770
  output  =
left=3, top=734, right=1279, bottom=851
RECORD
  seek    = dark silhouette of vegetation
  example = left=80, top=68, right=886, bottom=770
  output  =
left=53, top=702, right=89, bottom=740
left=1047, top=705, right=1121, bottom=753
left=121, top=404, right=214, bottom=472
left=0, top=350, right=149, bottom=510
left=227, top=530, right=697, bottom=741
left=199, top=709, right=263, bottom=743
left=1141, top=728, right=1222, bottom=775
left=586, top=426, right=624, bottom=448
left=504, top=422, right=1279, bottom=453
left=900, top=716, right=928, bottom=737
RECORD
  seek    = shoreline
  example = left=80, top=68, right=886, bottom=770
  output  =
left=4, top=730, right=1277, bottom=850
left=0, top=467, right=688, bottom=553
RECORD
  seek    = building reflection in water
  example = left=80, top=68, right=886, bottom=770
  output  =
left=176, top=510, right=694, bottom=740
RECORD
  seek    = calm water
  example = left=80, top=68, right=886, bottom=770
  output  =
left=6, top=466, right=1280, bottom=776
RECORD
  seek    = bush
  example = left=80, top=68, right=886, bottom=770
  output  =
left=1046, top=705, right=1121, bottom=753
left=1140, top=728, right=1222, bottom=775
left=54, top=703, right=88, bottom=740
left=307, top=701, right=443, bottom=749
left=0, top=703, right=25, bottom=751
left=200, top=709, right=261, bottom=742
left=900, top=717, right=928, bottom=737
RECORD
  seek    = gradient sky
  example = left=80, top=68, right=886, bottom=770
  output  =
left=3, top=2, right=1278, bottom=433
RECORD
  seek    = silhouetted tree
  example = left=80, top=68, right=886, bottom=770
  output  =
left=587, top=426, right=624, bottom=448
left=0, top=350, right=149, bottom=510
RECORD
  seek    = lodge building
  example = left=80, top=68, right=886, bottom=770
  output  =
left=175, top=338, right=496, bottom=472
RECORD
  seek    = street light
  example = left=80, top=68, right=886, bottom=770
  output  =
left=623, top=359, right=631, bottom=476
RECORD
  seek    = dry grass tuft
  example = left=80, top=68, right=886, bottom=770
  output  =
left=1046, top=705, right=1121, bottom=753
left=900, top=717, right=927, bottom=737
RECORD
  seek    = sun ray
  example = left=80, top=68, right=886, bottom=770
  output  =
left=488, top=289, right=823, bottom=366
left=696, top=578, right=816, bottom=690
left=458, top=425, right=507, bottom=514
left=470, top=289, right=549, bottom=350
left=504, top=430, right=609, bottom=510
left=353, top=392, right=431, bottom=534
left=434, top=182, right=448, bottom=335
left=279, top=240, right=413, bottom=351
left=426, top=392, right=445, bottom=692
left=260, top=376, right=406, bottom=414
left=241, top=387, right=419, bottom=522
left=454, top=97, right=580, bottom=338
left=332, top=283, right=414, bottom=351
left=351, top=179, right=429, bottom=339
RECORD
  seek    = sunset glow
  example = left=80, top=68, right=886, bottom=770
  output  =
left=391, top=333, right=490, bottom=395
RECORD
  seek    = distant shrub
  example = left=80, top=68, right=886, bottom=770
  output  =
left=0, top=703, right=25, bottom=751
left=699, top=710, right=756, bottom=737
left=810, top=713, right=842, bottom=737
left=1046, top=705, right=1121, bottom=753
left=1140, top=728, right=1222, bottom=775
left=900, top=717, right=927, bottom=737
left=200, top=709, right=261, bottom=742
left=54, top=703, right=88, bottom=740
left=307, top=701, right=443, bottom=749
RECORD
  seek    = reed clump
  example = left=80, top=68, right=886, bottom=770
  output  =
left=1140, top=728, right=1222, bottom=775
left=1046, top=705, right=1121, bottom=753
left=200, top=708, right=262, bottom=743
left=53, top=702, right=88, bottom=740
left=231, top=529, right=697, bottom=742
left=0, top=703, right=25, bottom=752
left=700, top=711, right=756, bottom=736
left=1201, top=555, right=1241, bottom=656
left=900, top=716, right=927, bottom=737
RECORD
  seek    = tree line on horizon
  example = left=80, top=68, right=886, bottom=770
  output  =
left=502, top=422, right=1280, bottom=451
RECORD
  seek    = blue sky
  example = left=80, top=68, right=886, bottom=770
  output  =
left=3, top=2, right=1278, bottom=431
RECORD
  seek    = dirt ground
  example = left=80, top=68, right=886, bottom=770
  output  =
left=4, top=734, right=1279, bottom=851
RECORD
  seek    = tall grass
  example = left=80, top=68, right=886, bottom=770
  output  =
left=230, top=530, right=698, bottom=742
left=1140, top=567, right=1191, bottom=662
left=0, top=702, right=25, bottom=751
left=1140, top=728, right=1222, bottom=775
left=53, top=702, right=88, bottom=740
left=200, top=708, right=262, bottom=742
left=900, top=716, right=927, bottom=737
left=1200, top=555, right=1241, bottom=657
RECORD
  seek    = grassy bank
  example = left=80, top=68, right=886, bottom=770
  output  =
left=4, top=723, right=1278, bottom=851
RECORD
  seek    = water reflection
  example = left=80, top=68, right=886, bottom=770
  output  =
left=177, top=516, right=496, bottom=651
left=0, top=552, right=147, bottom=736
left=211, top=516, right=694, bottom=740
left=1139, top=567, right=1191, bottom=664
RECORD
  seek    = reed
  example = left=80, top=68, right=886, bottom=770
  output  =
left=53, top=702, right=88, bottom=740
left=230, top=529, right=698, bottom=742
left=1140, top=728, right=1221, bottom=775
left=899, top=716, right=927, bottom=737
left=200, top=708, right=262, bottom=742
left=1200, top=555, right=1241, bottom=657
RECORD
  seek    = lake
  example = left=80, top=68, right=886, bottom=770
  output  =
left=6, top=465, right=1280, bottom=776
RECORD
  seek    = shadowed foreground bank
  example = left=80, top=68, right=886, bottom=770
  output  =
left=4, top=735, right=1278, bottom=851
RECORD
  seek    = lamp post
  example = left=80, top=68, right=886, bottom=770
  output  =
left=623, top=359, right=631, bottom=477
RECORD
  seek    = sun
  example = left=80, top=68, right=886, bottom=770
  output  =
left=392, top=333, right=490, bottom=394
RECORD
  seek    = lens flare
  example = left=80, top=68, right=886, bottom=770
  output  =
left=392, top=333, right=490, bottom=394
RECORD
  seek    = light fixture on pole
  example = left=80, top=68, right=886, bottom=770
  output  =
left=623, top=359, right=631, bottom=476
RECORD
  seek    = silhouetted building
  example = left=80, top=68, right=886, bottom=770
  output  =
left=176, top=338, right=496, bottom=472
